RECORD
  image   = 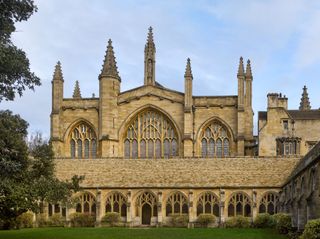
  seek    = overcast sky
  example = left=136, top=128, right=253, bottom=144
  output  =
left=1, top=0, right=320, bottom=138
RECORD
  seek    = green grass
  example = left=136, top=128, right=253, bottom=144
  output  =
left=0, top=227, right=287, bottom=239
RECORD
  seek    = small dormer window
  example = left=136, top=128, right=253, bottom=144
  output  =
left=283, top=120, right=288, bottom=130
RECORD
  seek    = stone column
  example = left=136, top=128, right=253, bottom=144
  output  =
left=252, top=190, right=257, bottom=222
left=157, top=191, right=163, bottom=226
left=126, top=190, right=132, bottom=226
left=43, top=202, right=49, bottom=220
left=188, top=190, right=194, bottom=228
left=219, top=189, right=225, bottom=224
left=95, top=190, right=102, bottom=227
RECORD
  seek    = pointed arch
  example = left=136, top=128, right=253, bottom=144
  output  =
left=196, top=191, right=220, bottom=217
left=258, top=191, right=279, bottom=215
left=227, top=191, right=252, bottom=217
left=197, top=117, right=234, bottom=158
left=120, top=105, right=181, bottom=158
left=165, top=191, right=188, bottom=216
left=65, top=119, right=98, bottom=158
left=135, top=190, right=158, bottom=218
left=73, top=191, right=96, bottom=215
left=105, top=191, right=128, bottom=217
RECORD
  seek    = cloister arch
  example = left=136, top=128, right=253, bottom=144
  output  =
left=227, top=192, right=252, bottom=217
left=135, top=191, right=158, bottom=225
left=74, top=192, right=96, bottom=215
left=105, top=191, right=127, bottom=217
left=196, top=191, right=220, bottom=217
left=165, top=191, right=188, bottom=216
left=258, top=191, right=279, bottom=215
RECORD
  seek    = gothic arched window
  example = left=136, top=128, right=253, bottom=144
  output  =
left=105, top=192, right=127, bottom=217
left=166, top=192, right=188, bottom=216
left=69, top=122, right=97, bottom=158
left=228, top=192, right=251, bottom=217
left=75, top=193, right=96, bottom=215
left=196, top=192, right=219, bottom=217
left=201, top=121, right=231, bottom=157
left=124, top=110, right=179, bottom=158
left=259, top=192, right=278, bottom=215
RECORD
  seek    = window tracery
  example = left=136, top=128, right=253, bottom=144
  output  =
left=196, top=192, right=219, bottom=217
left=75, top=193, right=96, bottom=214
left=227, top=192, right=251, bottom=217
left=105, top=192, right=127, bottom=217
left=136, top=191, right=158, bottom=217
left=124, top=110, right=179, bottom=158
left=166, top=192, right=188, bottom=216
left=69, top=122, right=97, bottom=158
left=201, top=121, right=230, bottom=157
left=259, top=192, right=279, bottom=215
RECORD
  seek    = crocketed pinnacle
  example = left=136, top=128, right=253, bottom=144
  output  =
left=299, top=85, right=311, bottom=111
left=72, top=80, right=81, bottom=99
left=237, top=57, right=244, bottom=76
left=245, top=59, right=252, bottom=78
left=53, top=61, right=63, bottom=81
left=100, top=39, right=121, bottom=81
left=145, top=26, right=156, bottom=56
left=184, top=58, right=193, bottom=78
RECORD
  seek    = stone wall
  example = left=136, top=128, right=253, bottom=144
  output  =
left=280, top=141, right=320, bottom=230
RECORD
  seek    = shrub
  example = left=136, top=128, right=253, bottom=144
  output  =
left=225, top=216, right=251, bottom=228
left=70, top=213, right=95, bottom=227
left=254, top=213, right=275, bottom=228
left=300, top=218, right=320, bottom=239
left=101, top=212, right=121, bottom=226
left=48, top=213, right=65, bottom=227
left=171, top=214, right=189, bottom=227
left=197, top=214, right=216, bottom=227
left=272, top=213, right=292, bottom=234
left=16, top=212, right=34, bottom=229
left=36, top=213, right=48, bottom=227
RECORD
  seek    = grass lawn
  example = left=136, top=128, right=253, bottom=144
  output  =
left=0, top=227, right=287, bottom=239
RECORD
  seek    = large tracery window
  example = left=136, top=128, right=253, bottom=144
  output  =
left=166, top=192, right=188, bottom=216
left=124, top=110, right=179, bottom=158
left=259, top=192, right=279, bottom=215
left=201, top=121, right=231, bottom=157
left=228, top=192, right=252, bottom=217
left=70, top=122, right=97, bottom=159
left=196, top=192, right=220, bottom=217
left=105, top=192, right=127, bottom=217
left=75, top=193, right=96, bottom=215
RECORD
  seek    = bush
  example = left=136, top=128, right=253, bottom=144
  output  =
left=48, top=213, right=65, bottom=227
left=225, top=216, right=251, bottom=228
left=70, top=213, right=95, bottom=227
left=101, top=212, right=121, bottom=226
left=36, top=213, right=48, bottom=227
left=197, top=214, right=216, bottom=227
left=272, top=213, right=292, bottom=234
left=300, top=218, right=320, bottom=239
left=254, top=213, right=275, bottom=228
left=171, top=214, right=189, bottom=227
left=16, top=212, right=34, bottom=229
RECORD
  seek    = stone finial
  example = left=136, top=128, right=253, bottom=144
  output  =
left=245, top=59, right=252, bottom=78
left=72, top=80, right=81, bottom=99
left=100, top=39, right=121, bottom=81
left=237, top=57, right=244, bottom=76
left=299, top=85, right=311, bottom=111
left=184, top=58, right=193, bottom=78
left=145, top=26, right=155, bottom=53
left=53, top=61, right=63, bottom=81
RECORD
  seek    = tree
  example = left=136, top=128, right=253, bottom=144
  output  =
left=0, top=0, right=41, bottom=102
left=0, top=111, right=83, bottom=229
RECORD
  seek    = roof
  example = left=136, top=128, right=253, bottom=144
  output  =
left=287, top=110, right=320, bottom=120
left=54, top=157, right=300, bottom=189
left=258, top=110, right=320, bottom=121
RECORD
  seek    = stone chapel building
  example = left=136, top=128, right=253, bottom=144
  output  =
left=50, top=27, right=320, bottom=229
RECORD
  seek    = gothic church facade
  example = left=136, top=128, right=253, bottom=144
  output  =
left=50, top=27, right=320, bottom=228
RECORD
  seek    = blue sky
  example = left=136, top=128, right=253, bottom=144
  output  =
left=1, top=0, right=320, bottom=138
